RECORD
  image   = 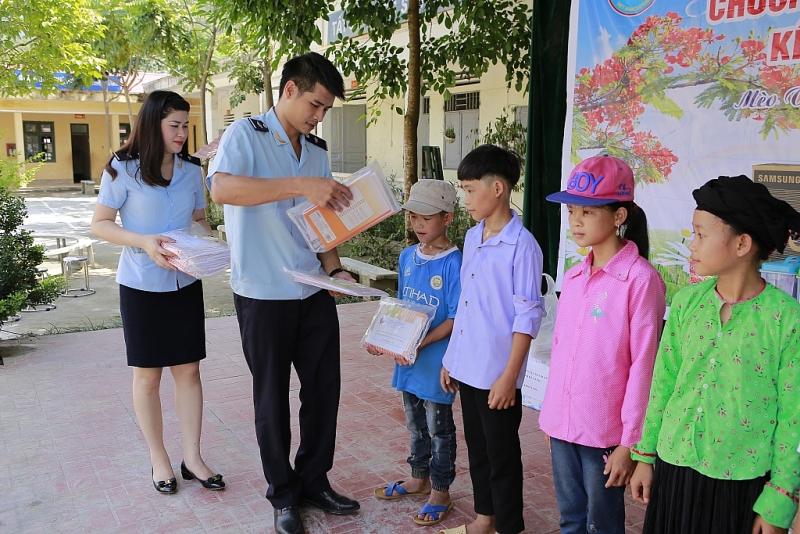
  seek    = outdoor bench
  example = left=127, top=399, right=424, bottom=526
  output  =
left=340, top=257, right=398, bottom=293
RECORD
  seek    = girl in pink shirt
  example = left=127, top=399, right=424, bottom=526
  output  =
left=539, top=156, right=666, bottom=534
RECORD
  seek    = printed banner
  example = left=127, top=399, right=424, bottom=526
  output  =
left=559, top=0, right=800, bottom=303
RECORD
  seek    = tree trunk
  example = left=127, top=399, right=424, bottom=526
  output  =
left=123, top=83, right=135, bottom=128
left=199, top=75, right=209, bottom=147
left=102, top=76, right=112, bottom=157
left=263, top=55, right=274, bottom=110
left=403, top=0, right=421, bottom=245
left=198, top=28, right=217, bottom=147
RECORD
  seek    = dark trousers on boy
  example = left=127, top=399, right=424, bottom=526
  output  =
left=459, top=382, right=525, bottom=534
left=550, top=437, right=626, bottom=534
left=234, top=290, right=341, bottom=508
left=403, top=392, right=457, bottom=490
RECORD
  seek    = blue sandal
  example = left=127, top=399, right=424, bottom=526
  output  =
left=374, top=480, right=429, bottom=500
left=412, top=502, right=454, bottom=526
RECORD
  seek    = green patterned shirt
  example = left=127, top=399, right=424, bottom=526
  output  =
left=631, top=279, right=800, bottom=528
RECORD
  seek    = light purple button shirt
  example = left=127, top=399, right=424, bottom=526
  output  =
left=442, top=212, right=544, bottom=390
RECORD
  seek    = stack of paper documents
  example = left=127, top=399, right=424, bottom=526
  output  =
left=361, top=297, right=436, bottom=364
left=288, top=160, right=401, bottom=253
left=284, top=268, right=389, bottom=297
left=161, top=230, right=230, bottom=279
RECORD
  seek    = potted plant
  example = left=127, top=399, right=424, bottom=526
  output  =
left=444, top=125, right=456, bottom=144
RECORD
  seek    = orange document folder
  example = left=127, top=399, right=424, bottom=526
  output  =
left=289, top=161, right=400, bottom=252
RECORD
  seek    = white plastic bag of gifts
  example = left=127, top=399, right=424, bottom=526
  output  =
left=361, top=297, right=436, bottom=365
left=522, top=273, right=558, bottom=410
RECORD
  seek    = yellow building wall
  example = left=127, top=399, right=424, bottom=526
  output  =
left=0, top=95, right=202, bottom=186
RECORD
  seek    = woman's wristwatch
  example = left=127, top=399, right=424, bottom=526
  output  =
left=328, top=267, right=345, bottom=277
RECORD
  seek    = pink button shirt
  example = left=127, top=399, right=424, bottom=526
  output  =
left=538, top=241, right=666, bottom=448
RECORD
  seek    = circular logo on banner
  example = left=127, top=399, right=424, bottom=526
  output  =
left=609, top=0, right=656, bottom=16
left=430, top=275, right=443, bottom=290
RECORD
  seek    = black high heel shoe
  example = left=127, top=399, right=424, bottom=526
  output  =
left=181, top=461, right=225, bottom=490
left=152, top=468, right=177, bottom=494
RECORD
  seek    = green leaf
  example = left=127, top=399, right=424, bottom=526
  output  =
left=648, top=93, right=685, bottom=120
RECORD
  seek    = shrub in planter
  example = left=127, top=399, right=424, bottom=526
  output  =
left=0, top=187, right=64, bottom=325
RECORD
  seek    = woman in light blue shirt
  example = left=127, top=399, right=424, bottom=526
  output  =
left=91, top=91, right=224, bottom=494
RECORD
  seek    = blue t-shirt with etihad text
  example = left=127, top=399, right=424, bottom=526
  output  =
left=392, top=245, right=462, bottom=404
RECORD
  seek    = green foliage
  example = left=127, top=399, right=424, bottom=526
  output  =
left=0, top=153, right=43, bottom=190
left=93, top=0, right=185, bottom=82
left=0, top=292, right=25, bottom=322
left=329, top=0, right=532, bottom=124
left=474, top=107, right=526, bottom=155
left=26, top=277, right=66, bottom=306
left=0, top=0, right=104, bottom=95
left=0, top=188, right=60, bottom=325
left=221, top=0, right=332, bottom=63
left=205, top=200, right=224, bottom=230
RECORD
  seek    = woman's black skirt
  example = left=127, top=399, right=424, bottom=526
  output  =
left=119, top=281, right=206, bottom=368
left=642, top=459, right=769, bottom=534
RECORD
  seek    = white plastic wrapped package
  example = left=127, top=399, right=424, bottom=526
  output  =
left=522, top=273, right=558, bottom=410
left=361, top=296, right=436, bottom=364
left=160, top=229, right=230, bottom=279
left=288, top=160, right=401, bottom=253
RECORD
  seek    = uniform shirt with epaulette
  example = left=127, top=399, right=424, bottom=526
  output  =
left=207, top=107, right=333, bottom=301
left=97, top=151, right=206, bottom=292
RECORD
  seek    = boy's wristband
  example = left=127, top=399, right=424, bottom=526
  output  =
left=328, top=267, right=345, bottom=277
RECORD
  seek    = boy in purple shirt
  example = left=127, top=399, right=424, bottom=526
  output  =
left=440, top=145, right=544, bottom=534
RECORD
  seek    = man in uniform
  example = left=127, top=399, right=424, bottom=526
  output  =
left=207, top=52, right=359, bottom=534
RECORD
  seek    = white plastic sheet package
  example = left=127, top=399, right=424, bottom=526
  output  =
left=283, top=268, right=389, bottom=298
left=160, top=230, right=230, bottom=279
left=361, top=296, right=436, bottom=365
left=288, top=161, right=401, bottom=253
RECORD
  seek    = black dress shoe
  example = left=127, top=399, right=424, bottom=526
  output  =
left=301, top=489, right=360, bottom=515
left=180, top=461, right=225, bottom=490
left=274, top=505, right=304, bottom=534
left=152, top=468, right=177, bottom=494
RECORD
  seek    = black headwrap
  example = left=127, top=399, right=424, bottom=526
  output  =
left=693, top=175, right=800, bottom=254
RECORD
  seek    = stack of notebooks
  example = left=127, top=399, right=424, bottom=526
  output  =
left=288, top=160, right=401, bottom=253
left=161, top=230, right=230, bottom=279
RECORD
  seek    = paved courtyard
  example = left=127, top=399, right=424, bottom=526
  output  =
left=0, top=302, right=648, bottom=533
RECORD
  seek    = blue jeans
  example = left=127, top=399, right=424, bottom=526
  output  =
left=402, top=392, right=456, bottom=492
left=550, top=437, right=626, bottom=534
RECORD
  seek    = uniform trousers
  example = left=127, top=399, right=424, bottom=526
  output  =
left=459, top=382, right=525, bottom=534
left=234, top=290, right=341, bottom=509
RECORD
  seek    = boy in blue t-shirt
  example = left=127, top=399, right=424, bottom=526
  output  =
left=371, top=179, right=462, bottom=528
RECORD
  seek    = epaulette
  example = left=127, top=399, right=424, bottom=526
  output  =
left=305, top=133, right=328, bottom=151
left=178, top=153, right=201, bottom=166
left=248, top=117, right=269, bottom=132
left=113, top=151, right=139, bottom=161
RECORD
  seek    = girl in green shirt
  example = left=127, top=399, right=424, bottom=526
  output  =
left=629, top=176, right=800, bottom=534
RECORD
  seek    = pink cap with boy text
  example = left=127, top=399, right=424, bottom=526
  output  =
left=546, top=155, right=634, bottom=206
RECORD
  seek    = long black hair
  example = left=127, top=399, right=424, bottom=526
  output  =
left=603, top=201, right=650, bottom=258
left=104, top=90, right=190, bottom=186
